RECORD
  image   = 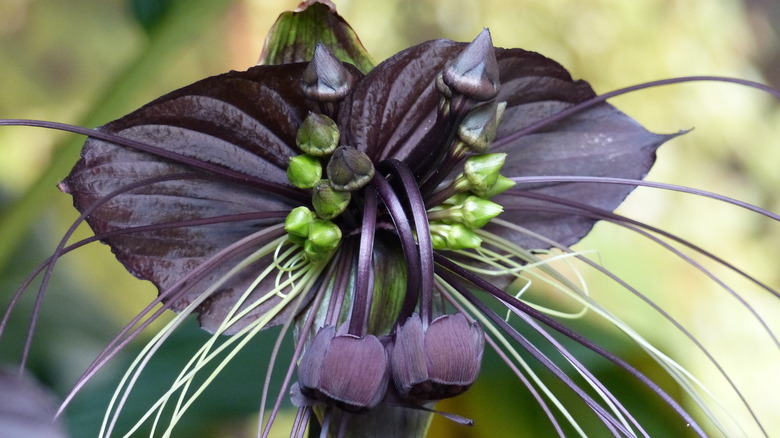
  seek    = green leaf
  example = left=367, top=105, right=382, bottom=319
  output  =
left=259, top=1, right=375, bottom=73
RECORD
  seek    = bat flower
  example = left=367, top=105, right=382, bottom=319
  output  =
left=2, top=1, right=780, bottom=437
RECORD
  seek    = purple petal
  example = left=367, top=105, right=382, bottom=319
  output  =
left=339, top=39, right=462, bottom=168
left=485, top=49, right=676, bottom=249
left=390, top=314, right=428, bottom=396
left=319, top=334, right=389, bottom=411
left=298, top=326, right=336, bottom=393
left=62, top=64, right=317, bottom=330
left=424, top=313, right=484, bottom=389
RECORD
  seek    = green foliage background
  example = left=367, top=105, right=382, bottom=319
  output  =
left=1, top=0, right=779, bottom=436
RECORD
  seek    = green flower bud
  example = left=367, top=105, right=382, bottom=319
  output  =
left=458, top=101, right=506, bottom=153
left=296, top=113, right=340, bottom=156
left=287, top=234, right=307, bottom=247
left=308, top=219, right=342, bottom=252
left=460, top=196, right=503, bottom=228
left=475, top=174, right=515, bottom=198
left=304, top=219, right=342, bottom=260
left=287, top=154, right=322, bottom=189
left=428, top=196, right=503, bottom=229
left=430, top=232, right=448, bottom=250
left=285, top=206, right=316, bottom=237
left=312, top=179, right=351, bottom=219
left=464, top=153, right=506, bottom=192
left=442, top=193, right=469, bottom=206
left=430, top=223, right=482, bottom=250
left=327, top=146, right=375, bottom=191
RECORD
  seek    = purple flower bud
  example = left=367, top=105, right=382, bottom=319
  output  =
left=441, top=29, right=500, bottom=101
left=297, top=326, right=390, bottom=412
left=391, top=313, right=484, bottom=402
left=302, top=43, right=356, bottom=102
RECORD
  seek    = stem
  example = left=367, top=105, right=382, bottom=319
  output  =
left=348, top=188, right=377, bottom=335
left=379, top=160, right=434, bottom=323
left=370, top=174, right=422, bottom=321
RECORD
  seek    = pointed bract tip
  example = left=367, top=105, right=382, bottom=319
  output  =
left=443, top=29, right=499, bottom=101
left=302, top=43, right=356, bottom=102
left=56, top=180, right=72, bottom=194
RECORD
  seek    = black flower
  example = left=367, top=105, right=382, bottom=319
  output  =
left=2, top=2, right=779, bottom=437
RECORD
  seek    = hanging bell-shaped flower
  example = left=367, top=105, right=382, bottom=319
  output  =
left=390, top=313, right=484, bottom=403
left=296, top=326, right=390, bottom=412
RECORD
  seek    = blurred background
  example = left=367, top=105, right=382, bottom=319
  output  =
left=1, top=0, right=779, bottom=436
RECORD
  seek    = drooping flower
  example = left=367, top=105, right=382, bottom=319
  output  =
left=2, top=1, right=779, bottom=437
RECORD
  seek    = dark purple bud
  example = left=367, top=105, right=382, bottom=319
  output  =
left=441, top=29, right=499, bottom=101
left=302, top=43, right=356, bottom=102
left=327, top=145, right=375, bottom=191
left=297, top=327, right=390, bottom=412
left=391, top=313, right=484, bottom=402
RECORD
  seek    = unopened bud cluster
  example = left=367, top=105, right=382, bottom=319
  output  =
left=428, top=153, right=514, bottom=250
left=425, top=29, right=516, bottom=250
left=287, top=30, right=505, bottom=423
left=284, top=206, right=341, bottom=262
left=285, top=45, right=376, bottom=261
